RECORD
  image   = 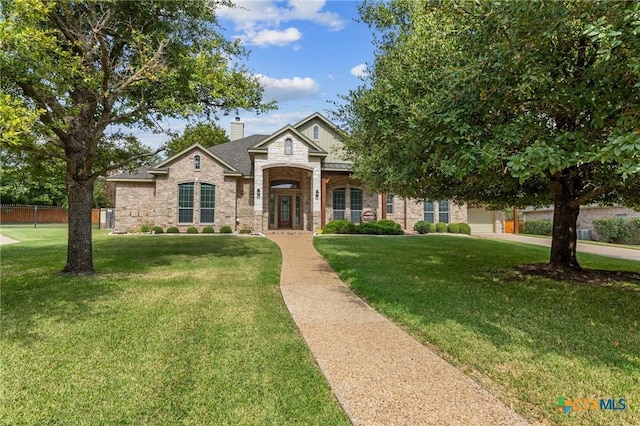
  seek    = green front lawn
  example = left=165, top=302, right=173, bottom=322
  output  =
left=315, top=235, right=639, bottom=425
left=1, top=228, right=348, bottom=425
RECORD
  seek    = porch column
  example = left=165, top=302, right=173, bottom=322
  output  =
left=312, top=165, right=321, bottom=231
left=254, top=164, right=264, bottom=232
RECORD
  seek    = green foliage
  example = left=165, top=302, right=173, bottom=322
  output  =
left=220, top=225, right=233, bottom=234
left=413, top=220, right=432, bottom=234
left=593, top=218, right=631, bottom=243
left=338, top=0, right=640, bottom=267
left=152, top=226, right=164, bottom=234
left=201, top=226, right=215, bottom=234
left=447, top=223, right=460, bottom=234
left=1, top=0, right=274, bottom=274
left=166, top=123, right=230, bottom=157
left=627, top=218, right=640, bottom=245
left=166, top=227, right=180, bottom=234
left=457, top=223, right=471, bottom=235
left=186, top=226, right=198, bottom=234
left=139, top=223, right=151, bottom=233
left=522, top=219, right=553, bottom=236
left=435, top=222, right=448, bottom=233
left=356, top=220, right=404, bottom=235
left=239, top=228, right=252, bottom=234
left=322, top=220, right=357, bottom=234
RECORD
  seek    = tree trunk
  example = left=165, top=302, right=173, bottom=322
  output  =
left=63, top=175, right=95, bottom=275
left=549, top=183, right=581, bottom=270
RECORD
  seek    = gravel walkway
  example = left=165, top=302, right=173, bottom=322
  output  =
left=268, top=233, right=529, bottom=426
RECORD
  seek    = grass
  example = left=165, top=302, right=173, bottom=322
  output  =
left=1, top=227, right=348, bottom=425
left=314, top=235, right=639, bottom=425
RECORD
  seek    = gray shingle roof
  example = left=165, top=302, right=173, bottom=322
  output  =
left=108, top=167, right=155, bottom=180
left=209, top=134, right=268, bottom=176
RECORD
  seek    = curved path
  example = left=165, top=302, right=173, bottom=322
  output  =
left=268, top=233, right=528, bottom=426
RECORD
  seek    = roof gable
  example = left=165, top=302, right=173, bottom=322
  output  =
left=249, top=125, right=326, bottom=154
left=151, top=143, right=240, bottom=174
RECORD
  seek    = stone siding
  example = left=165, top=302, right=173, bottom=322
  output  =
left=114, top=182, right=156, bottom=232
left=523, top=206, right=640, bottom=240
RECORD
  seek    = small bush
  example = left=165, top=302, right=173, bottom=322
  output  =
left=186, top=226, right=198, bottom=234
left=522, top=219, right=552, bottom=236
left=201, top=226, right=214, bottom=234
left=447, top=223, right=460, bottom=234
left=627, top=218, right=640, bottom=245
left=323, top=220, right=357, bottom=234
left=220, top=225, right=233, bottom=234
left=435, top=222, right=448, bottom=233
left=239, top=228, right=252, bottom=234
left=166, top=226, right=179, bottom=234
left=458, top=223, right=471, bottom=235
left=593, top=218, right=631, bottom=243
left=413, top=220, right=432, bottom=234
left=152, top=226, right=164, bottom=234
left=140, top=223, right=151, bottom=233
left=356, top=220, right=404, bottom=235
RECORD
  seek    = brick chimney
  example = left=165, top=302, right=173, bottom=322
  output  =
left=230, top=116, right=244, bottom=141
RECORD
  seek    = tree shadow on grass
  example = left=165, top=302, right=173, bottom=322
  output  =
left=1, top=236, right=279, bottom=347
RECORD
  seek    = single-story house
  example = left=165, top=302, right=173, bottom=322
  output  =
left=108, top=113, right=499, bottom=233
left=523, top=205, right=640, bottom=240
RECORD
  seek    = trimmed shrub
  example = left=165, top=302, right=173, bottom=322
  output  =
left=323, top=219, right=357, bottom=234
left=435, top=222, right=448, bottom=233
left=458, top=223, right=471, bottom=235
left=356, top=220, right=404, bottom=235
left=201, top=226, right=215, bottom=234
left=627, top=218, right=640, bottom=245
left=220, top=225, right=233, bottom=234
left=166, top=226, right=179, bottom=234
left=140, top=223, right=151, bottom=233
left=151, top=226, right=164, bottom=234
left=186, top=226, right=198, bottom=234
left=522, top=219, right=552, bottom=236
left=413, top=220, right=432, bottom=234
left=447, top=223, right=460, bottom=234
left=593, top=218, right=630, bottom=243
left=239, top=228, right=252, bottom=234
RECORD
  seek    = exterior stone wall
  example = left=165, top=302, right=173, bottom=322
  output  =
left=113, top=182, right=156, bottom=232
left=385, top=197, right=467, bottom=231
left=523, top=205, right=640, bottom=240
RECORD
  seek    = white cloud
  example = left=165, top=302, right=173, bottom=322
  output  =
left=256, top=74, right=320, bottom=102
left=218, top=0, right=346, bottom=47
left=350, top=63, right=368, bottom=78
left=251, top=27, right=302, bottom=46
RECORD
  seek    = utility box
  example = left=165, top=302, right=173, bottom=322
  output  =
left=577, top=229, right=592, bottom=241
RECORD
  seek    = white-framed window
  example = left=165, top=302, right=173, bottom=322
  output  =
left=284, top=138, right=293, bottom=155
left=200, top=183, right=215, bottom=223
left=438, top=200, right=450, bottom=223
left=350, top=188, right=363, bottom=224
left=386, top=194, right=394, bottom=214
left=424, top=200, right=435, bottom=223
left=194, top=155, right=201, bottom=170
left=178, top=182, right=194, bottom=223
left=313, top=125, right=319, bottom=140
left=333, top=188, right=345, bottom=220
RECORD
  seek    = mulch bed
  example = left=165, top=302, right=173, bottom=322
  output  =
left=512, top=263, right=640, bottom=286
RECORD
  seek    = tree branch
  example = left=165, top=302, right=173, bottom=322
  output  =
left=91, top=147, right=164, bottom=179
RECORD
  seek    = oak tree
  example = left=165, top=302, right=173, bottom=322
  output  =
left=1, top=0, right=273, bottom=274
left=337, top=0, right=640, bottom=269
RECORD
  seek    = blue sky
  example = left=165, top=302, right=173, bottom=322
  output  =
left=138, top=0, right=374, bottom=149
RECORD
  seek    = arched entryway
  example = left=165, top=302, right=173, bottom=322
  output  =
left=264, top=166, right=314, bottom=230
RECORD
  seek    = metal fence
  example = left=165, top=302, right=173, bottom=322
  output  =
left=0, top=204, right=109, bottom=228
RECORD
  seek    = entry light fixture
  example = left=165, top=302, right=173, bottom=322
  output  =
left=315, top=189, right=319, bottom=200
left=256, top=188, right=261, bottom=198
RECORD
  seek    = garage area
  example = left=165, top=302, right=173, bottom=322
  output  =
left=467, top=207, right=495, bottom=233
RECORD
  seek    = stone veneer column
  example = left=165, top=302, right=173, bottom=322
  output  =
left=254, top=164, right=263, bottom=232
left=312, top=164, right=321, bottom=231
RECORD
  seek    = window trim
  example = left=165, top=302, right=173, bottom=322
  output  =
left=178, top=182, right=195, bottom=224
left=332, top=188, right=346, bottom=220
left=424, top=200, right=435, bottom=223
left=313, top=125, right=319, bottom=140
left=199, top=183, right=215, bottom=223
left=284, top=138, right=293, bottom=155
left=194, top=155, right=201, bottom=171
left=386, top=194, right=394, bottom=214
left=350, top=188, right=363, bottom=224
left=438, top=200, right=450, bottom=223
